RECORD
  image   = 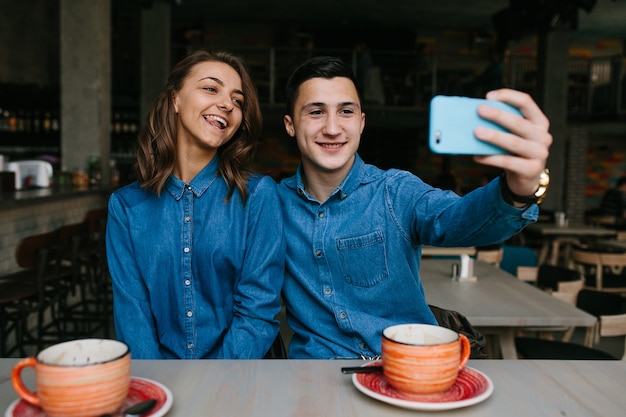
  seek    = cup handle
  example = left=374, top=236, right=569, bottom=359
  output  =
left=11, top=357, right=40, bottom=407
left=458, top=334, right=471, bottom=369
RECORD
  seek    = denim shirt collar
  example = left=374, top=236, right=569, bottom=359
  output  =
left=294, top=154, right=375, bottom=202
left=165, top=156, right=219, bottom=200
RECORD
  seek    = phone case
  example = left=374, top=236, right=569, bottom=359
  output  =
left=428, top=95, right=522, bottom=155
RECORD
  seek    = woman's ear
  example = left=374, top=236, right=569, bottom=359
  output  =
left=172, top=92, right=179, bottom=114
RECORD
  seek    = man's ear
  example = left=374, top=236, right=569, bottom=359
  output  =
left=284, top=115, right=295, bottom=137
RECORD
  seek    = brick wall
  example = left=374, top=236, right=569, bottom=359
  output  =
left=566, top=125, right=589, bottom=225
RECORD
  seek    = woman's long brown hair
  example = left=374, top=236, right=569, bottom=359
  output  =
left=134, top=49, right=262, bottom=204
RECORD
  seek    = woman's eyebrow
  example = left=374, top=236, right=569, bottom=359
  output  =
left=199, top=76, right=224, bottom=85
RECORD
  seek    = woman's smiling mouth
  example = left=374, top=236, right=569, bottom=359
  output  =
left=204, top=114, right=228, bottom=129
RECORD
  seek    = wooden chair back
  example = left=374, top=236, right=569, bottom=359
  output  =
left=556, top=278, right=585, bottom=294
left=14, top=230, right=59, bottom=270
left=476, top=247, right=503, bottom=267
left=516, top=266, right=538, bottom=283
left=572, top=249, right=626, bottom=294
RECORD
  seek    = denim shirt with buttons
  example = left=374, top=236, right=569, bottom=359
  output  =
left=278, top=154, right=538, bottom=359
left=106, top=157, right=285, bottom=359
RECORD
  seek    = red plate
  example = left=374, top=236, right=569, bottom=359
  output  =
left=352, top=361, right=494, bottom=411
left=5, top=377, right=173, bottom=417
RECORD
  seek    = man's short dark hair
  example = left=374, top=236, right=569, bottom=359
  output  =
left=285, top=56, right=360, bottom=116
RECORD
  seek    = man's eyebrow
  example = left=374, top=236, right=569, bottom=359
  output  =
left=302, top=101, right=359, bottom=109
left=199, top=76, right=244, bottom=96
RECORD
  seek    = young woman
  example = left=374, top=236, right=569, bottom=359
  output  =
left=106, top=50, right=285, bottom=359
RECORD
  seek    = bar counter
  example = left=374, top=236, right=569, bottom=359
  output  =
left=0, top=186, right=110, bottom=209
left=0, top=186, right=112, bottom=275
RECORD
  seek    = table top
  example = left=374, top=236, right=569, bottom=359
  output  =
left=525, top=223, right=618, bottom=237
left=422, top=245, right=476, bottom=256
left=2, top=358, right=625, bottom=417
left=420, top=259, right=596, bottom=328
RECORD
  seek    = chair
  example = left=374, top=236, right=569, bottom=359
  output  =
left=515, top=264, right=584, bottom=342
left=81, top=208, right=113, bottom=337
left=2, top=230, right=72, bottom=353
left=571, top=247, right=626, bottom=294
left=500, top=245, right=538, bottom=277
left=515, top=289, right=626, bottom=360
left=475, top=246, right=503, bottom=267
left=0, top=280, right=38, bottom=356
left=535, top=264, right=583, bottom=292
left=56, top=221, right=111, bottom=338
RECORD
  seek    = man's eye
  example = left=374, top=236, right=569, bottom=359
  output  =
left=309, top=109, right=323, bottom=115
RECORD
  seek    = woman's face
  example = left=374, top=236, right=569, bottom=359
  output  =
left=173, top=60, right=244, bottom=159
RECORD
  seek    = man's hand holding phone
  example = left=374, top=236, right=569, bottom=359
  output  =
left=429, top=90, right=552, bottom=204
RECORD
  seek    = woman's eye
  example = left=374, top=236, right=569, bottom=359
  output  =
left=203, top=86, right=217, bottom=93
left=232, top=97, right=243, bottom=106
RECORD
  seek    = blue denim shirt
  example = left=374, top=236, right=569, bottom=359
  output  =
left=106, top=157, right=285, bottom=359
left=278, top=155, right=538, bottom=359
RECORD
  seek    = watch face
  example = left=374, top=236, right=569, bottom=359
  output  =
left=535, top=169, right=550, bottom=198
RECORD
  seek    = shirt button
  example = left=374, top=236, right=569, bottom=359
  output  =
left=316, top=249, right=322, bottom=256
left=185, top=279, right=191, bottom=286
left=318, top=212, right=324, bottom=218
left=360, top=342, right=366, bottom=349
left=187, top=343, right=193, bottom=349
left=185, top=216, right=191, bottom=222
left=187, top=310, right=193, bottom=317
left=187, top=185, right=192, bottom=190
left=342, top=193, right=347, bottom=199
left=340, top=312, right=346, bottom=319
left=324, top=288, right=331, bottom=295
left=184, top=247, right=190, bottom=253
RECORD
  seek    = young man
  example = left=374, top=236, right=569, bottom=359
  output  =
left=278, top=56, right=552, bottom=359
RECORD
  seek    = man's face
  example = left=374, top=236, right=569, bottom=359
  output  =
left=283, top=77, right=365, bottom=178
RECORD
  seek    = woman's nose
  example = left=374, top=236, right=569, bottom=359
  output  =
left=218, top=96, right=233, bottom=112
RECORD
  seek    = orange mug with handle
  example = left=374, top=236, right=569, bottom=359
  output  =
left=11, top=338, right=131, bottom=417
left=382, top=323, right=471, bottom=396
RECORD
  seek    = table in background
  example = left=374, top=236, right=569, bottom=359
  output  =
left=1, top=358, right=625, bottom=417
left=420, top=259, right=596, bottom=359
left=524, top=223, right=617, bottom=265
left=422, top=245, right=476, bottom=256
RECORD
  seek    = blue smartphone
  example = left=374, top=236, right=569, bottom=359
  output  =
left=428, top=95, right=522, bottom=155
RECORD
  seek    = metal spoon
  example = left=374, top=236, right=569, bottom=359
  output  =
left=101, top=398, right=158, bottom=417
left=341, top=365, right=383, bottom=374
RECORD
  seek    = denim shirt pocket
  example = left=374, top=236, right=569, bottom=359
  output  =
left=336, top=230, right=390, bottom=287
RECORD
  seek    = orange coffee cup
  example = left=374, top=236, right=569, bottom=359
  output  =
left=382, top=323, right=470, bottom=396
left=11, top=338, right=131, bottom=417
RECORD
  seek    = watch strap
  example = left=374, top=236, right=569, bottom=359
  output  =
left=500, top=169, right=550, bottom=205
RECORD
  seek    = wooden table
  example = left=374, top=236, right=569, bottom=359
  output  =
left=420, top=259, right=596, bottom=359
left=2, top=358, right=626, bottom=417
left=524, top=223, right=617, bottom=265
left=422, top=245, right=476, bottom=256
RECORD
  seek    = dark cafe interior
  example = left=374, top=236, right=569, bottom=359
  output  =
left=2, top=0, right=626, bottom=415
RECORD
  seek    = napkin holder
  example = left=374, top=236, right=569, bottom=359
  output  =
left=458, top=254, right=477, bottom=282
